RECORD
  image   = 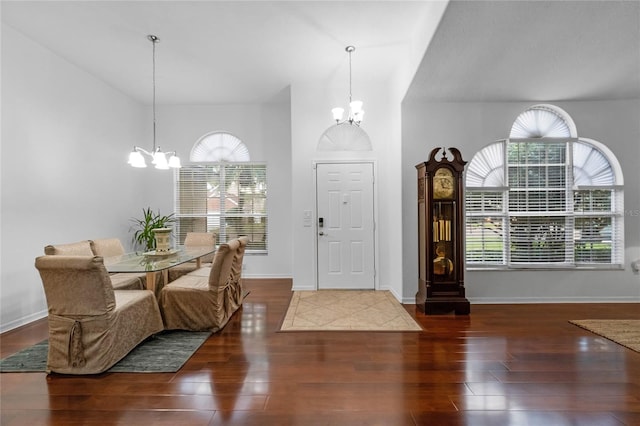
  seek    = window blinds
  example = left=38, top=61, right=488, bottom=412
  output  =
left=465, top=139, right=623, bottom=269
left=174, top=164, right=268, bottom=253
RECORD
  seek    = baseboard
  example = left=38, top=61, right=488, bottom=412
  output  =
left=402, top=296, right=417, bottom=304
left=401, top=296, right=640, bottom=305
left=0, top=309, right=47, bottom=334
left=290, top=284, right=399, bottom=294
left=242, top=274, right=293, bottom=279
left=385, top=287, right=403, bottom=303
left=469, top=296, right=640, bottom=304
left=291, top=283, right=316, bottom=291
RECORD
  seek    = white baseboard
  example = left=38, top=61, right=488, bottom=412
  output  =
left=242, top=274, right=293, bottom=279
left=383, top=287, right=403, bottom=302
left=469, top=296, right=640, bottom=304
left=291, top=284, right=399, bottom=294
left=0, top=309, right=47, bottom=334
left=401, top=296, right=640, bottom=305
left=291, top=283, right=316, bottom=291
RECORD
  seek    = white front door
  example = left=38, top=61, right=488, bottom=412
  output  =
left=316, top=162, right=375, bottom=290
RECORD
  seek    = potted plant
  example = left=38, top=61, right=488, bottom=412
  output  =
left=130, top=207, right=176, bottom=252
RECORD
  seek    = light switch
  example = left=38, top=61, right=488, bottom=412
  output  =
left=303, top=210, right=312, bottom=227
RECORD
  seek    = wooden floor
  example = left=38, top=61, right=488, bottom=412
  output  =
left=1, top=279, right=640, bottom=425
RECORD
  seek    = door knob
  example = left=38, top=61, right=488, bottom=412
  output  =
left=319, top=232, right=324, bottom=236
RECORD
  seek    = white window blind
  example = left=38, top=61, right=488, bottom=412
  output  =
left=465, top=105, right=624, bottom=269
left=465, top=191, right=506, bottom=265
left=174, top=164, right=267, bottom=253
left=190, top=132, right=250, bottom=162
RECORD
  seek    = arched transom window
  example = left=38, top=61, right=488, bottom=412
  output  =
left=190, top=132, right=250, bottom=162
left=465, top=104, right=624, bottom=269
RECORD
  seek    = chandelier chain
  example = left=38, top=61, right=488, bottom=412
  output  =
left=151, top=35, right=158, bottom=152
left=348, top=48, right=353, bottom=105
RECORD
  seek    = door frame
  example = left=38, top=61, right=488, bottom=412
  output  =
left=312, top=160, right=379, bottom=291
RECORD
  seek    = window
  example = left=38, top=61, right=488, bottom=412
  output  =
left=174, top=132, right=267, bottom=253
left=465, top=105, right=624, bottom=269
left=190, top=132, right=250, bottom=162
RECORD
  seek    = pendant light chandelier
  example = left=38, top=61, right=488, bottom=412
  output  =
left=128, top=35, right=181, bottom=169
left=331, top=45, right=365, bottom=126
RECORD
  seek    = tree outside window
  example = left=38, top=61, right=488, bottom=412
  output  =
left=465, top=105, right=623, bottom=269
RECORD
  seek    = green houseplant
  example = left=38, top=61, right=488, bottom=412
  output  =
left=130, top=207, right=176, bottom=251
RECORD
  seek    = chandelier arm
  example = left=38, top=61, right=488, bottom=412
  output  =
left=135, top=146, right=153, bottom=157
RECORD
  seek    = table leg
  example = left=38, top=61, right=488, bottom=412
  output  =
left=196, top=257, right=202, bottom=268
left=146, top=270, right=170, bottom=297
left=146, top=271, right=157, bottom=294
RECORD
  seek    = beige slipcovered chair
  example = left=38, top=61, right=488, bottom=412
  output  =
left=167, top=232, right=216, bottom=282
left=188, top=235, right=248, bottom=278
left=229, top=236, right=249, bottom=307
left=158, top=239, right=241, bottom=332
left=44, top=240, right=144, bottom=290
left=90, top=238, right=147, bottom=290
left=44, top=240, right=94, bottom=256
left=34, top=255, right=164, bottom=374
left=89, top=238, right=129, bottom=258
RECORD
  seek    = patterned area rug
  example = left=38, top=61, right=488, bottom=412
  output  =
left=0, top=330, right=211, bottom=373
left=280, top=290, right=422, bottom=331
left=570, top=319, right=640, bottom=353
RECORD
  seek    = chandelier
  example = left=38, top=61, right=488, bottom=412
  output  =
left=331, top=46, right=364, bottom=126
left=128, top=35, right=181, bottom=169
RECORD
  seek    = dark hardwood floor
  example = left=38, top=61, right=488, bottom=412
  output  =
left=1, top=279, right=640, bottom=425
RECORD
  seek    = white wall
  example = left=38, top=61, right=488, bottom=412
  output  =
left=1, top=25, right=151, bottom=331
left=154, top=98, right=293, bottom=278
left=401, top=100, right=640, bottom=303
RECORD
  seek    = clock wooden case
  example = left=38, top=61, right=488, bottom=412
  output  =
left=416, top=147, right=470, bottom=315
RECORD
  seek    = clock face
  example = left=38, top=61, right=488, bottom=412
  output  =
left=433, top=167, right=454, bottom=199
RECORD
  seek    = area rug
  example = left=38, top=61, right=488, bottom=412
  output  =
left=569, top=319, right=640, bottom=353
left=0, top=330, right=211, bottom=373
left=280, top=290, right=422, bottom=331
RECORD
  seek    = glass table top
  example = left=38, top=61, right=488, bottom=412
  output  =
left=103, top=246, right=215, bottom=273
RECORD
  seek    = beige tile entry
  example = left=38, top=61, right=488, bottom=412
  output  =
left=280, top=290, right=422, bottom=331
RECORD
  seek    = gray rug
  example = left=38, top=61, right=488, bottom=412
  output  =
left=0, top=330, right=210, bottom=373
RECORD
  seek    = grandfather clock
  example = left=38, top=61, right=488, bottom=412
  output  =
left=416, top=147, right=470, bottom=315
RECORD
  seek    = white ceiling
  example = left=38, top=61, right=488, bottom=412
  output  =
left=3, top=1, right=639, bottom=105
left=407, top=0, right=640, bottom=102
left=2, top=0, right=435, bottom=104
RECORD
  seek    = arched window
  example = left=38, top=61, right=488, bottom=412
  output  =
left=465, top=105, right=624, bottom=269
left=317, top=124, right=372, bottom=151
left=190, top=132, right=250, bottom=162
left=509, top=104, right=577, bottom=138
left=174, top=132, right=267, bottom=253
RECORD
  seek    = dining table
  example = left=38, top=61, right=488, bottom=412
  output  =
left=103, top=246, right=216, bottom=295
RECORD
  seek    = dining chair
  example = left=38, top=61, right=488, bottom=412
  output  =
left=45, top=239, right=145, bottom=290
left=90, top=238, right=148, bottom=290
left=167, top=232, right=216, bottom=282
left=158, top=238, right=240, bottom=332
left=34, top=255, right=164, bottom=374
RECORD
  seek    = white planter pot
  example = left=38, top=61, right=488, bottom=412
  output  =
left=152, top=228, right=172, bottom=253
